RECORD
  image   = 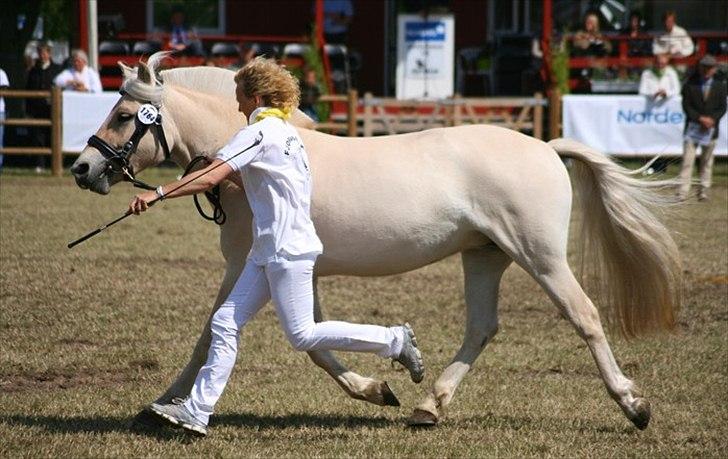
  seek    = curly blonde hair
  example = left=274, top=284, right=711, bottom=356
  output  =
left=234, top=57, right=300, bottom=110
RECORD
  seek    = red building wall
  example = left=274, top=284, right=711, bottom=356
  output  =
left=96, top=0, right=489, bottom=95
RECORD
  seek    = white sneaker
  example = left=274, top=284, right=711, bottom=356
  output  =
left=149, top=400, right=208, bottom=437
left=394, top=323, right=425, bottom=383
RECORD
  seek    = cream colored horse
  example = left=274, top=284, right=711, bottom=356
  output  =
left=70, top=55, right=680, bottom=429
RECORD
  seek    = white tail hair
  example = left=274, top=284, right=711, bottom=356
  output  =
left=550, top=138, right=681, bottom=337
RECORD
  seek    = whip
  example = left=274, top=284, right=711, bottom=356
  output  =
left=68, top=131, right=263, bottom=249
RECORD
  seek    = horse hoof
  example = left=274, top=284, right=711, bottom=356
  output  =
left=407, top=409, right=438, bottom=427
left=129, top=408, right=164, bottom=430
left=629, top=397, right=651, bottom=430
left=381, top=381, right=401, bottom=407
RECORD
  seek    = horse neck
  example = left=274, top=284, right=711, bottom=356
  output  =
left=163, top=85, right=246, bottom=168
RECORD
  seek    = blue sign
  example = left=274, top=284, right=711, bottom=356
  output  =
left=617, top=109, right=684, bottom=124
left=405, top=21, right=446, bottom=42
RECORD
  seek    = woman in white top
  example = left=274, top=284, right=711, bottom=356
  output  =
left=638, top=53, right=681, bottom=99
left=54, top=49, right=102, bottom=93
left=129, top=58, right=424, bottom=437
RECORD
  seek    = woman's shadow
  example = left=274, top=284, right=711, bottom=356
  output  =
left=1, top=409, right=395, bottom=441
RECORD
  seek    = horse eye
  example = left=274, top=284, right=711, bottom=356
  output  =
left=117, top=113, right=133, bottom=122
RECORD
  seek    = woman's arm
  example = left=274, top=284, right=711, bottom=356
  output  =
left=128, top=159, right=234, bottom=215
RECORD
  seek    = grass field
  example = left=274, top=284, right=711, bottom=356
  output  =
left=1, top=165, right=726, bottom=457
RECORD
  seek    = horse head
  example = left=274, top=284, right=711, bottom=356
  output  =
left=71, top=53, right=175, bottom=194
left=71, top=52, right=315, bottom=195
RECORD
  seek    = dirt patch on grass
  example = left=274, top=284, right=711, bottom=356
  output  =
left=0, top=359, right=158, bottom=393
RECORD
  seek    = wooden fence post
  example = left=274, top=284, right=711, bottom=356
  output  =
left=533, top=92, right=543, bottom=139
left=51, top=86, right=63, bottom=177
left=548, top=87, right=561, bottom=140
left=452, top=95, right=462, bottom=126
left=347, top=89, right=358, bottom=137
left=363, top=92, right=373, bottom=137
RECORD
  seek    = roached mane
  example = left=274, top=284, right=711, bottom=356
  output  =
left=121, top=52, right=237, bottom=104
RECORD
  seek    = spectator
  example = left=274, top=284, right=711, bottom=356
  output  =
left=54, top=49, right=102, bottom=93
left=572, top=12, right=612, bottom=57
left=26, top=42, right=62, bottom=172
left=229, top=42, right=257, bottom=70
left=322, top=0, right=353, bottom=45
left=0, top=68, right=8, bottom=171
left=627, top=11, right=651, bottom=56
left=299, top=67, right=321, bottom=121
left=652, top=11, right=694, bottom=58
left=167, top=7, right=204, bottom=56
left=639, top=54, right=680, bottom=99
left=677, top=55, right=727, bottom=201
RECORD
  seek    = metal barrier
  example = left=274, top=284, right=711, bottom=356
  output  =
left=0, top=87, right=63, bottom=176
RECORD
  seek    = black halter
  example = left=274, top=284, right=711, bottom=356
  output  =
left=87, top=94, right=172, bottom=191
left=86, top=91, right=226, bottom=224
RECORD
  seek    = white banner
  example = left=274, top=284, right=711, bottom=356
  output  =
left=563, top=95, right=727, bottom=156
left=396, top=14, right=454, bottom=100
left=62, top=91, right=120, bottom=153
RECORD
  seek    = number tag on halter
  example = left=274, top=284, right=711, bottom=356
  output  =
left=137, top=104, right=159, bottom=125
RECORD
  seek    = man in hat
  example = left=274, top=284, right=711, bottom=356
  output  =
left=678, top=54, right=727, bottom=201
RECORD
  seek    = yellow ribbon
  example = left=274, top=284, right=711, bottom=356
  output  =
left=255, top=107, right=292, bottom=122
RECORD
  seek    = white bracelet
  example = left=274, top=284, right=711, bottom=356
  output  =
left=155, top=185, right=165, bottom=200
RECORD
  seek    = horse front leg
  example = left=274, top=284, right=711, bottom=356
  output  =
left=409, top=246, right=512, bottom=425
left=305, top=276, right=401, bottom=407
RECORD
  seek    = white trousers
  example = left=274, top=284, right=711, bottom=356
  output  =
left=185, top=256, right=404, bottom=424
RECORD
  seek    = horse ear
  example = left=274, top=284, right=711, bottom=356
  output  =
left=118, top=61, right=135, bottom=80
left=137, top=61, right=154, bottom=84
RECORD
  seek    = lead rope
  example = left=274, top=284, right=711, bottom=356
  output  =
left=182, top=156, right=226, bottom=225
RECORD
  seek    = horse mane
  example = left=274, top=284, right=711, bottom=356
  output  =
left=121, top=52, right=237, bottom=103
left=121, top=52, right=316, bottom=128
left=160, top=66, right=237, bottom=100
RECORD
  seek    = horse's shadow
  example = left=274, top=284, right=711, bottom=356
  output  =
left=211, top=412, right=393, bottom=430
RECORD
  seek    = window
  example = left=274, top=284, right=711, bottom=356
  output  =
left=146, top=0, right=225, bottom=35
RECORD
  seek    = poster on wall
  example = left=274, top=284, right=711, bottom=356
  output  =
left=396, top=14, right=454, bottom=100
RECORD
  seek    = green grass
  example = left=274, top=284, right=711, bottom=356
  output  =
left=1, top=168, right=726, bottom=457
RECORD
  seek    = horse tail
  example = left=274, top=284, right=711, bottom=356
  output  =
left=549, top=138, right=681, bottom=338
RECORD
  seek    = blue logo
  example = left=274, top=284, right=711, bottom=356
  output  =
left=405, top=21, right=446, bottom=42
left=617, top=109, right=684, bottom=124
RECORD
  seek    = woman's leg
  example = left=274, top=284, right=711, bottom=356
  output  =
left=184, top=259, right=271, bottom=424
left=266, top=257, right=404, bottom=358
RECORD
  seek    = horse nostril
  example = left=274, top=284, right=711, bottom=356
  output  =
left=71, top=162, right=90, bottom=177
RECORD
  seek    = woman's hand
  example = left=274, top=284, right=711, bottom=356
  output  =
left=128, top=191, right=157, bottom=215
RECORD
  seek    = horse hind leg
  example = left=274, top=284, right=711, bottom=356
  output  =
left=409, top=245, right=512, bottom=426
left=306, top=276, right=401, bottom=407
left=527, top=257, right=651, bottom=429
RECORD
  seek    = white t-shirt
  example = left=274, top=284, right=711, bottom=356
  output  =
left=652, top=25, right=694, bottom=57
left=216, top=107, right=323, bottom=265
left=54, top=66, right=103, bottom=93
left=0, top=68, right=9, bottom=113
left=638, top=66, right=681, bottom=98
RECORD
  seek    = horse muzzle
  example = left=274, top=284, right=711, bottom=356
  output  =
left=70, top=148, right=116, bottom=194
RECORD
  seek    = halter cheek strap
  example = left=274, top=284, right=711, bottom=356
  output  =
left=86, top=100, right=172, bottom=190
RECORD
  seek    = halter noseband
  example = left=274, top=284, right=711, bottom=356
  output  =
left=87, top=90, right=172, bottom=190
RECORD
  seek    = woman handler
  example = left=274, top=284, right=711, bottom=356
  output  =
left=128, top=58, right=424, bottom=437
